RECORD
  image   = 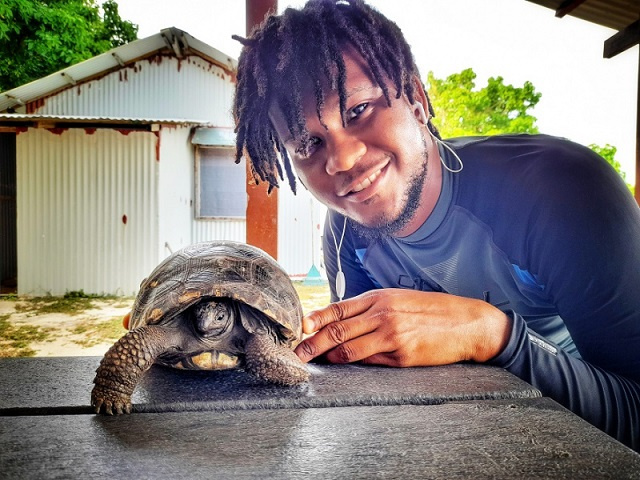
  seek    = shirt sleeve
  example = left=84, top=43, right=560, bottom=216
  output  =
left=489, top=312, right=640, bottom=451
left=490, top=139, right=640, bottom=451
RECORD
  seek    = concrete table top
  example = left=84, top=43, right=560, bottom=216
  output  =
left=0, top=356, right=541, bottom=414
left=2, top=398, right=639, bottom=479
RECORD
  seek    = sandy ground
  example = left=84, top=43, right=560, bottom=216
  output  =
left=1, top=285, right=330, bottom=358
left=0, top=298, right=133, bottom=357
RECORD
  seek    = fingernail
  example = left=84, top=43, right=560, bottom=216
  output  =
left=302, top=314, right=317, bottom=334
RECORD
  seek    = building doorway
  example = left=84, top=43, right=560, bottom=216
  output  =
left=0, top=132, right=17, bottom=294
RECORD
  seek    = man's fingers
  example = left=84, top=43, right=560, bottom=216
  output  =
left=295, top=313, right=378, bottom=362
left=322, top=332, right=393, bottom=364
left=303, top=291, right=378, bottom=334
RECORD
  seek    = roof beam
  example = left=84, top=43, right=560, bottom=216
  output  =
left=61, top=72, right=76, bottom=85
left=5, top=94, right=24, bottom=106
left=555, top=0, right=587, bottom=18
left=604, top=19, right=640, bottom=58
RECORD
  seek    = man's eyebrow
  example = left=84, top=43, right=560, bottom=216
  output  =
left=345, top=84, right=378, bottom=98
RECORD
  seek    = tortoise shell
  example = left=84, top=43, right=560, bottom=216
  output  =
left=128, top=240, right=303, bottom=370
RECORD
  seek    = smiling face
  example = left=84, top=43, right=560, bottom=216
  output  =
left=270, top=47, right=442, bottom=239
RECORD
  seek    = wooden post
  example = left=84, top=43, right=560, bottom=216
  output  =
left=245, top=0, right=279, bottom=258
left=635, top=46, right=640, bottom=206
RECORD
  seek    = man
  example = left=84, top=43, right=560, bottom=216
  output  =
left=232, top=0, right=640, bottom=450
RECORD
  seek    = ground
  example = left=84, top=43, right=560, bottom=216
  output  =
left=0, top=283, right=330, bottom=358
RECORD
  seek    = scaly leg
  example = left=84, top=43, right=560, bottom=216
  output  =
left=91, top=326, right=181, bottom=415
left=244, top=333, right=310, bottom=386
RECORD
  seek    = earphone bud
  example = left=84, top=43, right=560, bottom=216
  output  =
left=415, top=102, right=429, bottom=125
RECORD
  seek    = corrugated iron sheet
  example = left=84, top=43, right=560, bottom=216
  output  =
left=278, top=186, right=327, bottom=277
left=16, top=128, right=160, bottom=296
left=192, top=219, right=246, bottom=246
left=34, top=55, right=236, bottom=126
left=157, top=126, right=198, bottom=256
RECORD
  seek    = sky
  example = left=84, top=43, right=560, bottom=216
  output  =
left=116, top=0, right=639, bottom=179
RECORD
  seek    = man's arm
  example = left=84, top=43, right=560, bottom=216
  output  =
left=489, top=312, right=640, bottom=451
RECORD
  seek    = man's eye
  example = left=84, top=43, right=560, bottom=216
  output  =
left=295, top=137, right=322, bottom=158
left=347, top=102, right=369, bottom=122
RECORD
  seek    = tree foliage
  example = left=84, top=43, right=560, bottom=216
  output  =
left=589, top=143, right=634, bottom=195
left=0, top=0, right=138, bottom=92
left=427, top=68, right=541, bottom=138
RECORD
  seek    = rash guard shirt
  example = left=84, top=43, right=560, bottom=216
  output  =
left=322, top=134, right=640, bottom=450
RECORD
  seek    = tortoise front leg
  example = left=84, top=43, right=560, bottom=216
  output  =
left=244, top=333, right=310, bottom=386
left=91, top=325, right=181, bottom=415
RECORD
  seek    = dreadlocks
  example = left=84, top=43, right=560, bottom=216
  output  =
left=233, top=0, right=437, bottom=193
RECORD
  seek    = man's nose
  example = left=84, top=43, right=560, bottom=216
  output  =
left=325, top=133, right=366, bottom=175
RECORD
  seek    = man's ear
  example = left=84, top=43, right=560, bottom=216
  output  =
left=410, top=75, right=431, bottom=123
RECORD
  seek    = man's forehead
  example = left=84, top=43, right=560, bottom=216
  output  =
left=267, top=46, right=384, bottom=142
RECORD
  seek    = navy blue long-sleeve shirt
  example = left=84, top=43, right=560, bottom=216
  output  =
left=322, top=134, right=640, bottom=450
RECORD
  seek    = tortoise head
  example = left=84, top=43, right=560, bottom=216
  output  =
left=191, top=298, right=237, bottom=339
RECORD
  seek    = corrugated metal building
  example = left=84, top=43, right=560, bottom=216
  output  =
left=0, top=28, right=325, bottom=296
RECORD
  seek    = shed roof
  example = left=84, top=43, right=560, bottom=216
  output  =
left=0, top=28, right=237, bottom=113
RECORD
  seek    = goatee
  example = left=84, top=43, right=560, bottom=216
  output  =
left=349, top=132, right=430, bottom=242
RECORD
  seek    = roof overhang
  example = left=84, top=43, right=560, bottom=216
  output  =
left=0, top=113, right=213, bottom=131
left=525, top=0, right=640, bottom=57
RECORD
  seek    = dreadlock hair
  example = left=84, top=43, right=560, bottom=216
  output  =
left=232, top=0, right=439, bottom=194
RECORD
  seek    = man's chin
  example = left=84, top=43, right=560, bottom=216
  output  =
left=348, top=213, right=410, bottom=242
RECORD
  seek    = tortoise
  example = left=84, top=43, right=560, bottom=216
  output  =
left=91, top=240, right=310, bottom=415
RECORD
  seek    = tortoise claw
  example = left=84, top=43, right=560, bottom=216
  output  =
left=91, top=385, right=132, bottom=415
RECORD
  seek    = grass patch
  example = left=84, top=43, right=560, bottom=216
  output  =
left=14, top=290, right=118, bottom=316
left=71, top=317, right=126, bottom=348
left=0, top=313, right=53, bottom=357
left=293, top=282, right=331, bottom=313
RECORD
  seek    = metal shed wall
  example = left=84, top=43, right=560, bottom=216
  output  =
left=16, top=128, right=159, bottom=296
left=32, top=55, right=236, bottom=126
left=278, top=185, right=327, bottom=278
left=157, top=125, right=197, bottom=257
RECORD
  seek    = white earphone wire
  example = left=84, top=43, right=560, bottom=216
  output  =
left=415, top=102, right=464, bottom=174
left=330, top=216, right=348, bottom=301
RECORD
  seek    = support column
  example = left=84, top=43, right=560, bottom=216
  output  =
left=245, top=0, right=279, bottom=258
left=635, top=46, right=640, bottom=206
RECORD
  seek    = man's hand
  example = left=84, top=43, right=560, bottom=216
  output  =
left=294, top=289, right=512, bottom=367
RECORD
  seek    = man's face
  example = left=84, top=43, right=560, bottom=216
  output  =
left=270, top=48, right=439, bottom=238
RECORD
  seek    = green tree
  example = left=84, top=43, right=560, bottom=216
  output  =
left=426, top=68, right=541, bottom=138
left=589, top=143, right=634, bottom=195
left=0, top=0, right=138, bottom=92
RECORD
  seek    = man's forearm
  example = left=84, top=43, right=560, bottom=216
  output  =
left=489, top=312, right=640, bottom=452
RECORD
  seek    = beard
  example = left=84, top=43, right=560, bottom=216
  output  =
left=349, top=131, right=430, bottom=243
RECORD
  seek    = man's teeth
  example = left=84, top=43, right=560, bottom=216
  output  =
left=352, top=170, right=381, bottom=193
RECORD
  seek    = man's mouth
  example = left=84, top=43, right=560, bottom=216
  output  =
left=339, top=158, right=390, bottom=197
left=351, top=169, right=383, bottom=193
